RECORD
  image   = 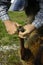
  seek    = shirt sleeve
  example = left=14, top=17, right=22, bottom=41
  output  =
left=0, top=5, right=10, bottom=22
left=32, top=9, right=43, bottom=29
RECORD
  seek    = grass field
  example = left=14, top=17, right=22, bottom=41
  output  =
left=0, top=11, right=27, bottom=46
left=0, top=11, right=27, bottom=65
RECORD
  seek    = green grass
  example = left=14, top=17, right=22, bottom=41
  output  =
left=0, top=11, right=27, bottom=46
left=9, top=11, right=27, bottom=25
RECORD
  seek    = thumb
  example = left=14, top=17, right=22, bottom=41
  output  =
left=21, top=31, right=28, bottom=36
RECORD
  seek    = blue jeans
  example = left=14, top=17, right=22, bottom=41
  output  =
left=9, top=0, right=25, bottom=11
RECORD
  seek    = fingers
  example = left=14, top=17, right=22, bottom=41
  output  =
left=6, top=28, right=16, bottom=35
left=19, top=31, right=28, bottom=38
left=7, top=30, right=15, bottom=35
left=13, top=22, right=21, bottom=27
left=21, top=31, right=29, bottom=35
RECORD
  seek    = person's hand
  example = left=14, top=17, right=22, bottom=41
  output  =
left=19, top=24, right=35, bottom=38
left=4, top=20, right=20, bottom=35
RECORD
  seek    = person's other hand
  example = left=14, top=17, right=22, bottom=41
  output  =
left=4, top=20, right=20, bottom=35
left=19, top=24, right=35, bottom=38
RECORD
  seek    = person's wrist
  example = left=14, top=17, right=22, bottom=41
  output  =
left=29, top=24, right=36, bottom=34
left=31, top=24, right=35, bottom=30
left=3, top=20, right=12, bottom=26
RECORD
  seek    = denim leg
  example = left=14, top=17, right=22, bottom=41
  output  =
left=9, top=0, right=25, bottom=11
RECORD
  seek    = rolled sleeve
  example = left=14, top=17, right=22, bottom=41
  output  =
left=0, top=5, right=10, bottom=21
left=32, top=9, right=43, bottom=29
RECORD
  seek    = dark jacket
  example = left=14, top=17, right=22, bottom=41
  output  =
left=0, top=0, right=11, bottom=9
left=0, top=0, right=11, bottom=5
left=0, top=0, right=11, bottom=3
